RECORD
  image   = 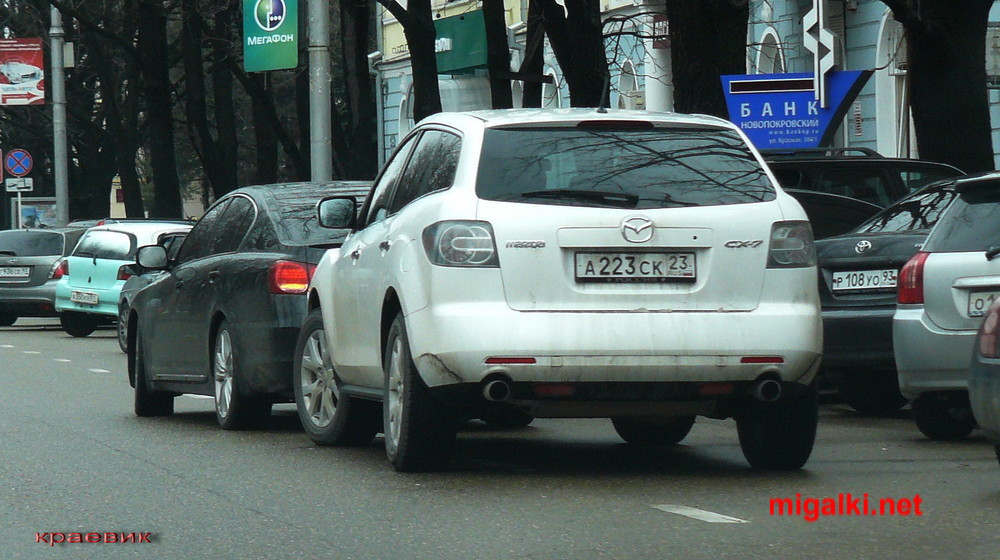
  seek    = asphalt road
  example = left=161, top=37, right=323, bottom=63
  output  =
left=1, top=318, right=998, bottom=559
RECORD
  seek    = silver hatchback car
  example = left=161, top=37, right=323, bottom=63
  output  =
left=894, top=172, right=1000, bottom=440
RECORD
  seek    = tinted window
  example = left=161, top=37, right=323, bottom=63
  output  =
left=0, top=231, right=65, bottom=256
left=388, top=130, right=461, bottom=214
left=924, top=186, right=1000, bottom=252
left=898, top=167, right=960, bottom=195
left=363, top=136, right=419, bottom=226
left=176, top=199, right=230, bottom=263
left=211, top=196, right=255, bottom=254
left=476, top=127, right=774, bottom=208
left=815, top=168, right=892, bottom=206
left=159, top=233, right=188, bottom=260
left=73, top=230, right=135, bottom=260
left=855, top=186, right=956, bottom=234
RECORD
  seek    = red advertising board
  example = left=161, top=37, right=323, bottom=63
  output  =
left=0, top=38, right=45, bottom=106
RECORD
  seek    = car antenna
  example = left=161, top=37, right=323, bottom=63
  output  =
left=597, top=73, right=610, bottom=114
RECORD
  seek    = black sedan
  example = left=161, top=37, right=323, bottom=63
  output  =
left=126, top=181, right=369, bottom=430
left=815, top=180, right=958, bottom=415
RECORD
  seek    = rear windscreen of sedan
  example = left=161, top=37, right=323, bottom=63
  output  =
left=0, top=231, right=65, bottom=256
left=476, top=127, right=775, bottom=208
left=923, top=186, right=1000, bottom=252
left=72, top=230, right=135, bottom=260
left=854, top=186, right=956, bottom=234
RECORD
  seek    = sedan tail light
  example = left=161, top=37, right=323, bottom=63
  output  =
left=117, top=265, right=134, bottom=281
left=49, top=259, right=68, bottom=280
left=422, top=221, right=500, bottom=267
left=978, top=302, right=1000, bottom=358
left=766, top=221, right=816, bottom=268
left=269, top=261, right=314, bottom=294
left=897, top=252, right=929, bottom=305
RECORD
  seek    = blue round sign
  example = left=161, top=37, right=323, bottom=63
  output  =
left=5, top=149, right=32, bottom=178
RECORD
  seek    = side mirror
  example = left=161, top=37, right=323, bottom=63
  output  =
left=136, top=245, right=169, bottom=270
left=317, top=196, right=358, bottom=230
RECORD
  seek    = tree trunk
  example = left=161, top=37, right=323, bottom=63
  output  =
left=251, top=73, right=279, bottom=184
left=887, top=0, right=995, bottom=172
left=137, top=0, right=184, bottom=218
left=341, top=0, right=378, bottom=178
left=536, top=0, right=609, bottom=107
left=403, top=0, right=443, bottom=123
left=666, top=0, right=749, bottom=117
left=483, top=0, right=513, bottom=109
left=521, top=1, right=545, bottom=108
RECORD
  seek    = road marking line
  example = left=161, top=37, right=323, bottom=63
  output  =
left=54, top=359, right=72, bottom=363
left=22, top=350, right=40, bottom=354
left=651, top=504, right=749, bottom=524
left=88, top=368, right=111, bottom=373
left=184, top=395, right=214, bottom=400
left=1, top=344, right=13, bottom=348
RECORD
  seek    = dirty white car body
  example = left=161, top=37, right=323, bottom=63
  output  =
left=300, top=109, right=822, bottom=472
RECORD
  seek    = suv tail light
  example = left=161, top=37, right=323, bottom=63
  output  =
left=117, top=265, right=134, bottom=281
left=269, top=261, right=314, bottom=294
left=897, top=252, right=929, bottom=304
left=766, top=221, right=816, bottom=268
left=422, top=221, right=500, bottom=267
left=49, top=259, right=68, bottom=280
left=978, top=302, right=1000, bottom=358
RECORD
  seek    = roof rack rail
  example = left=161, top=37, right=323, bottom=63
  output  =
left=761, top=147, right=882, bottom=158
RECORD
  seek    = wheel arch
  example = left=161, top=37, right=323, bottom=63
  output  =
left=380, top=288, right=402, bottom=367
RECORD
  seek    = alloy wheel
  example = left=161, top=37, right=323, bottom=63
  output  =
left=300, top=329, right=338, bottom=428
left=213, top=329, right=234, bottom=419
left=386, top=335, right=404, bottom=449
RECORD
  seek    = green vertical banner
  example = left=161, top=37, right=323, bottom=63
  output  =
left=243, top=0, right=298, bottom=72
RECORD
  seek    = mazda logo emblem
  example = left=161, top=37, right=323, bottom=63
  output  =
left=621, top=216, right=654, bottom=243
left=855, top=240, right=872, bottom=254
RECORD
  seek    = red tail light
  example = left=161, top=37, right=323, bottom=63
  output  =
left=897, top=252, right=929, bottom=304
left=979, top=303, right=1000, bottom=358
left=117, top=265, right=133, bottom=281
left=49, top=259, right=68, bottom=280
left=269, top=261, right=314, bottom=294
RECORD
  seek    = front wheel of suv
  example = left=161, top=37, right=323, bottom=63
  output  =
left=612, top=416, right=695, bottom=445
left=911, top=392, right=976, bottom=441
left=293, top=309, right=380, bottom=446
left=737, top=382, right=818, bottom=470
left=383, top=312, right=457, bottom=472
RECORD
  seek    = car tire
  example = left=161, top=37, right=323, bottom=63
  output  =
left=60, top=311, right=97, bottom=337
left=995, top=444, right=1000, bottom=467
left=911, top=392, right=976, bottom=441
left=383, top=312, right=457, bottom=472
left=133, top=323, right=174, bottom=417
left=480, top=407, right=534, bottom=429
left=0, top=312, right=17, bottom=326
left=838, top=370, right=907, bottom=416
left=116, top=302, right=129, bottom=353
left=293, top=309, right=380, bottom=446
left=212, top=321, right=271, bottom=430
left=737, top=382, right=818, bottom=470
left=611, top=416, right=696, bottom=445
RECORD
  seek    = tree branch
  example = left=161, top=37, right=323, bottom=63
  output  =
left=46, top=0, right=139, bottom=58
left=375, top=0, right=409, bottom=26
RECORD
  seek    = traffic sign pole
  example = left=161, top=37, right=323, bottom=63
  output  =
left=16, top=192, right=21, bottom=229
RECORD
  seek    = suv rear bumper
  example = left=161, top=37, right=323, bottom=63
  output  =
left=894, top=306, right=974, bottom=399
left=406, top=301, right=822, bottom=389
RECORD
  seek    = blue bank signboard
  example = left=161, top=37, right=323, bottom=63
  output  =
left=720, top=71, right=872, bottom=150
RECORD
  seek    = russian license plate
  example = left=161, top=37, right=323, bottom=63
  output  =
left=968, top=291, right=1000, bottom=318
left=70, top=290, right=99, bottom=305
left=0, top=266, right=30, bottom=278
left=575, top=252, right=696, bottom=283
left=831, top=269, right=898, bottom=292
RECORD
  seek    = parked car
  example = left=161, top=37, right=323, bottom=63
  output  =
left=970, top=299, right=1000, bottom=469
left=115, top=232, right=188, bottom=352
left=127, top=181, right=370, bottom=430
left=894, top=172, right=1000, bottom=440
left=816, top=180, right=959, bottom=415
left=300, top=109, right=822, bottom=472
left=54, top=222, right=194, bottom=337
left=763, top=148, right=963, bottom=237
left=0, top=227, right=87, bottom=326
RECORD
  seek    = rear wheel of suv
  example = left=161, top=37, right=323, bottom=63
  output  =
left=737, top=382, right=818, bottom=470
left=0, top=312, right=17, bottom=326
left=838, top=370, right=907, bottom=416
left=212, top=321, right=271, bottom=430
left=132, top=324, right=174, bottom=417
left=611, top=416, right=695, bottom=445
left=60, top=311, right=97, bottom=337
left=383, top=312, right=457, bottom=472
left=293, top=309, right=380, bottom=446
left=911, top=392, right=976, bottom=441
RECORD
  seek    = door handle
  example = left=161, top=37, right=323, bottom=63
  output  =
left=208, top=271, right=220, bottom=283
left=350, top=249, right=361, bottom=261
left=175, top=281, right=184, bottom=291
left=379, top=241, right=391, bottom=252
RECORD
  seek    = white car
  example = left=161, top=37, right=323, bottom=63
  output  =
left=297, top=109, right=822, bottom=471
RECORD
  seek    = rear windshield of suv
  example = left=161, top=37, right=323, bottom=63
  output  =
left=0, top=230, right=65, bottom=256
left=72, top=230, right=135, bottom=260
left=476, top=126, right=775, bottom=208
left=923, top=186, right=1000, bottom=252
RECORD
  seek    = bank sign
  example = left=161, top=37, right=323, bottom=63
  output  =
left=243, top=0, right=298, bottom=72
left=720, top=71, right=872, bottom=149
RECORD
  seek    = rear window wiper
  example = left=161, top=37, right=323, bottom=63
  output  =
left=986, top=245, right=1000, bottom=261
left=520, top=189, right=639, bottom=208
